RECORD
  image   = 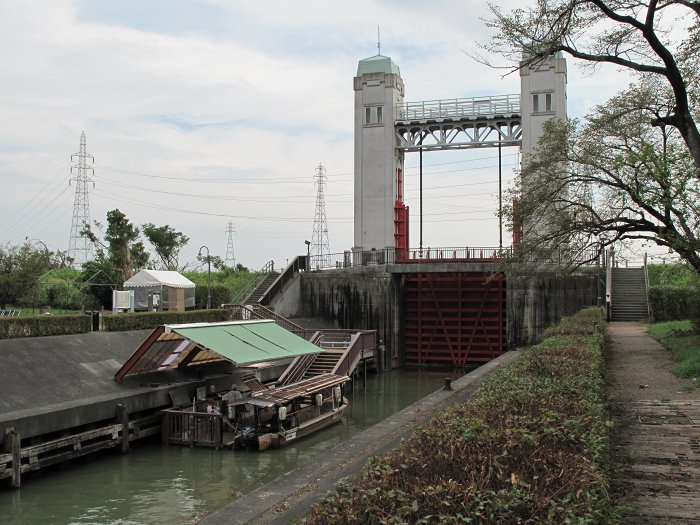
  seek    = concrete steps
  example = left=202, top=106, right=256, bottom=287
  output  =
left=244, top=272, right=280, bottom=304
left=611, top=267, right=649, bottom=321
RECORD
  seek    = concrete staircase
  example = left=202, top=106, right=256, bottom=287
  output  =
left=610, top=267, right=649, bottom=321
left=244, top=271, right=280, bottom=305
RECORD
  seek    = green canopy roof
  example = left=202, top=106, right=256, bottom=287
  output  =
left=170, top=321, right=320, bottom=365
left=114, top=320, right=321, bottom=382
left=357, top=54, right=400, bottom=76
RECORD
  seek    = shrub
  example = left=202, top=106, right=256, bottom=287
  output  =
left=194, top=285, right=232, bottom=309
left=102, top=308, right=229, bottom=332
left=302, top=307, right=615, bottom=524
left=647, top=285, right=700, bottom=323
left=0, top=314, right=91, bottom=339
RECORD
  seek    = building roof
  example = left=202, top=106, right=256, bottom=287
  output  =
left=357, top=54, right=400, bottom=76
left=123, top=269, right=195, bottom=289
left=114, top=320, right=322, bottom=383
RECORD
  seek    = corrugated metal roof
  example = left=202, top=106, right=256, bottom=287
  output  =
left=114, top=320, right=321, bottom=382
left=171, top=321, right=320, bottom=365
left=123, top=269, right=195, bottom=288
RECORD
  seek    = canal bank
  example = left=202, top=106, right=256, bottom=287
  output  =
left=0, top=367, right=455, bottom=524
left=198, top=350, right=519, bottom=525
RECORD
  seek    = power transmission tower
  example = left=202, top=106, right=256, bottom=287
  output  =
left=311, top=163, right=330, bottom=268
left=225, top=221, right=236, bottom=269
left=67, top=131, right=94, bottom=266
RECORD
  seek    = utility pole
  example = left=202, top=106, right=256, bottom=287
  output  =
left=225, top=221, right=236, bottom=269
left=68, top=131, right=94, bottom=267
left=311, top=163, right=330, bottom=269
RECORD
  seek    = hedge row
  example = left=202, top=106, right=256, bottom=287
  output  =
left=102, top=308, right=230, bottom=332
left=302, top=307, right=615, bottom=524
left=0, top=315, right=91, bottom=339
left=648, top=285, right=700, bottom=326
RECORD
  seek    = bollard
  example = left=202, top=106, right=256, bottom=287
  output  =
left=443, top=378, right=452, bottom=391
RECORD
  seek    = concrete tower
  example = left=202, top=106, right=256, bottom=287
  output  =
left=353, top=54, right=405, bottom=253
left=519, top=51, right=567, bottom=161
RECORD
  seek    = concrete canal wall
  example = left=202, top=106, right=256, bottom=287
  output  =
left=0, top=330, right=288, bottom=488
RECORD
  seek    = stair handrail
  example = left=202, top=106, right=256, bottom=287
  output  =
left=276, top=331, right=322, bottom=386
left=247, top=304, right=306, bottom=333
left=229, top=261, right=275, bottom=305
left=643, top=252, right=652, bottom=321
left=259, top=255, right=307, bottom=306
left=331, top=330, right=377, bottom=377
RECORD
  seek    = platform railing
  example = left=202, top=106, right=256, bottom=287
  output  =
left=396, top=94, right=520, bottom=122
left=162, top=409, right=222, bottom=449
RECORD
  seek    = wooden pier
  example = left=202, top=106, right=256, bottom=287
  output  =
left=0, top=406, right=161, bottom=489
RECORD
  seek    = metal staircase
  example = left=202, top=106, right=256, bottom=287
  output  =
left=223, top=304, right=377, bottom=385
left=244, top=271, right=280, bottom=304
left=610, top=267, right=649, bottom=321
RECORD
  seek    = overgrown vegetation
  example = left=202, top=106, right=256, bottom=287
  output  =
left=302, top=307, right=615, bottom=524
left=647, top=263, right=700, bottom=288
left=102, top=308, right=229, bottom=332
left=647, top=320, right=700, bottom=386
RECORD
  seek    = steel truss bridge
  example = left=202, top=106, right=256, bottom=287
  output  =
left=395, top=94, right=521, bottom=151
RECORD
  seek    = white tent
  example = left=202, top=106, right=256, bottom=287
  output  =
left=123, top=270, right=196, bottom=311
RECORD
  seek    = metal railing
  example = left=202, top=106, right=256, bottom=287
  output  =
left=161, top=409, right=223, bottom=449
left=224, top=304, right=306, bottom=334
left=229, top=260, right=275, bottom=305
left=306, top=246, right=511, bottom=270
left=259, top=255, right=307, bottom=306
left=331, top=331, right=377, bottom=378
left=396, top=94, right=520, bottom=122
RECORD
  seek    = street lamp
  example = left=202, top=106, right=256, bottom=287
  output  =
left=304, top=240, right=311, bottom=271
left=197, top=245, right=211, bottom=309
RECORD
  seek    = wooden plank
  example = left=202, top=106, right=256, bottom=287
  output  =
left=117, top=403, right=130, bottom=454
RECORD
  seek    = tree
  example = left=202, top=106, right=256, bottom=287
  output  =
left=0, top=242, right=51, bottom=308
left=142, top=223, right=189, bottom=271
left=483, top=1, right=700, bottom=270
left=82, top=209, right=148, bottom=281
left=505, top=81, right=700, bottom=270
left=484, top=1, right=700, bottom=170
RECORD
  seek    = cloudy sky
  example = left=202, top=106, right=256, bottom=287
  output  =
left=0, top=0, right=635, bottom=270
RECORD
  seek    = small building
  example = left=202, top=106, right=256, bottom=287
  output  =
left=123, top=270, right=195, bottom=312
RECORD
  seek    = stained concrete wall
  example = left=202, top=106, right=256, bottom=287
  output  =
left=271, top=266, right=602, bottom=358
left=508, top=270, right=602, bottom=346
left=293, top=267, right=399, bottom=368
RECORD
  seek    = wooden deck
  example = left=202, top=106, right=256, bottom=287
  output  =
left=613, top=399, right=700, bottom=524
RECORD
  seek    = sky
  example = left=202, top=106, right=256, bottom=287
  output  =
left=0, top=0, right=645, bottom=271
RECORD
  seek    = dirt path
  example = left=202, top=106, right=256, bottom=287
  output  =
left=606, top=322, right=700, bottom=524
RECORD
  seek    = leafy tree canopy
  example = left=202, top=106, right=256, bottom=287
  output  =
left=484, top=1, right=700, bottom=271
left=142, top=223, right=189, bottom=271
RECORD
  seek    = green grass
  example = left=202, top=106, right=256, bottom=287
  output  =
left=647, top=320, right=700, bottom=384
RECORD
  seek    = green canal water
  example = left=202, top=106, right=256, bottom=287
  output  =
left=1, top=368, right=460, bottom=525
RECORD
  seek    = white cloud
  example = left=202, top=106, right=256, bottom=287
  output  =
left=0, top=0, right=644, bottom=268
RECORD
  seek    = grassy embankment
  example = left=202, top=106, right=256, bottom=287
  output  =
left=301, top=307, right=617, bottom=524
left=647, top=321, right=700, bottom=388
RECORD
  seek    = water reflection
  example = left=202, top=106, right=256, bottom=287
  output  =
left=0, top=368, right=460, bottom=525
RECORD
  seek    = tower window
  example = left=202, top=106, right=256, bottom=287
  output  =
left=532, top=94, right=539, bottom=113
left=545, top=93, right=552, bottom=112
left=377, top=106, right=383, bottom=123
left=366, top=107, right=371, bottom=124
